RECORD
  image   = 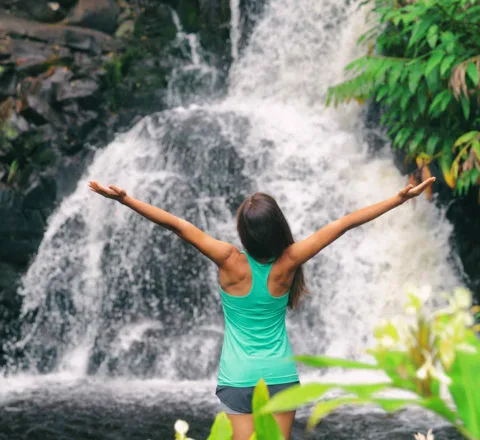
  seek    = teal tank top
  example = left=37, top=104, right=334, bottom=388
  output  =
left=217, top=252, right=299, bottom=387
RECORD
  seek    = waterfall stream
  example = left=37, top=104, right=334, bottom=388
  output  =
left=0, top=1, right=464, bottom=438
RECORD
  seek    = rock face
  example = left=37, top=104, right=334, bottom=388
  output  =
left=0, top=0, right=234, bottom=368
left=65, top=0, right=120, bottom=34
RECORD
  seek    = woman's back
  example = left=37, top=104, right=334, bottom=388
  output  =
left=218, top=252, right=299, bottom=387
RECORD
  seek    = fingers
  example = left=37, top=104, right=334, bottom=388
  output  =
left=414, top=176, right=436, bottom=193
left=399, top=184, right=414, bottom=197
left=108, top=184, right=125, bottom=195
left=88, top=181, right=126, bottom=200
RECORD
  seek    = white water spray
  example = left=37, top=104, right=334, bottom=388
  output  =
left=2, top=0, right=462, bottom=392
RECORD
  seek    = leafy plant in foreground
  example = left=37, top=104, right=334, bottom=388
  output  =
left=262, top=288, right=480, bottom=440
left=326, top=0, right=480, bottom=198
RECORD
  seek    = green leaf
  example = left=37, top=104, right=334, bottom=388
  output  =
left=409, top=129, right=425, bottom=153
left=308, top=398, right=364, bottom=431
left=409, top=66, right=424, bottom=93
left=417, top=84, right=428, bottom=114
left=294, top=355, right=379, bottom=370
left=440, top=55, right=456, bottom=77
left=389, top=64, right=403, bottom=88
left=426, top=135, right=440, bottom=156
left=261, top=383, right=331, bottom=413
left=466, top=62, right=479, bottom=87
left=425, top=51, right=444, bottom=78
left=252, top=380, right=284, bottom=440
left=408, top=17, right=435, bottom=49
left=454, top=131, right=479, bottom=148
left=207, top=413, right=233, bottom=440
left=449, top=350, right=480, bottom=437
left=7, top=159, right=18, bottom=184
left=429, top=90, right=451, bottom=117
left=376, top=85, right=390, bottom=102
left=371, top=350, right=418, bottom=393
left=262, top=383, right=390, bottom=414
left=461, top=96, right=471, bottom=120
left=374, top=397, right=456, bottom=423
left=427, top=25, right=438, bottom=48
left=440, top=31, right=455, bottom=46
left=400, top=90, right=412, bottom=111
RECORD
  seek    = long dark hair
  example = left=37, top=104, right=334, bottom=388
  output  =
left=236, top=192, right=308, bottom=309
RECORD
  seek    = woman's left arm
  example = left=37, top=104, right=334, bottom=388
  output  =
left=88, top=181, right=235, bottom=267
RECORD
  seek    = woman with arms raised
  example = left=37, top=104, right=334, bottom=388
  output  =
left=88, top=176, right=435, bottom=440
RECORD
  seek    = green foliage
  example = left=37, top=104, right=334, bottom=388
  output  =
left=326, top=0, right=480, bottom=197
left=252, top=379, right=284, bottom=440
left=207, top=413, right=233, bottom=440
left=103, top=46, right=145, bottom=112
left=7, top=159, right=18, bottom=184
left=263, top=288, right=480, bottom=440
left=176, top=290, right=479, bottom=440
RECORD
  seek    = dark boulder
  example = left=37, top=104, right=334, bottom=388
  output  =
left=56, top=78, right=100, bottom=102
left=6, top=38, right=71, bottom=76
left=0, top=68, right=17, bottom=99
left=0, top=12, right=118, bottom=54
left=0, top=32, right=12, bottom=59
left=64, top=0, right=119, bottom=34
left=19, top=92, right=64, bottom=127
left=26, top=0, right=68, bottom=23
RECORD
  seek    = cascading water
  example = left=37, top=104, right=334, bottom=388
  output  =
left=0, top=0, right=465, bottom=438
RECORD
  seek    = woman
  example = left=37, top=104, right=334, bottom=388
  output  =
left=88, top=176, right=435, bottom=439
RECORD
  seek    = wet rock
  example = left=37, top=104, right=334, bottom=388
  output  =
left=134, top=3, right=177, bottom=44
left=20, top=93, right=64, bottom=127
left=0, top=12, right=118, bottom=54
left=115, top=19, right=134, bottom=39
left=2, top=112, right=30, bottom=142
left=22, top=176, right=56, bottom=209
left=0, top=183, right=53, bottom=265
left=0, top=33, right=12, bottom=59
left=27, top=0, right=68, bottom=23
left=65, top=0, right=119, bottom=34
left=48, top=66, right=74, bottom=84
left=7, top=39, right=71, bottom=75
left=0, top=162, right=7, bottom=180
left=56, top=77, right=100, bottom=101
left=0, top=68, right=17, bottom=98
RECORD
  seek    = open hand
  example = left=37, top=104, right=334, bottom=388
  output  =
left=88, top=181, right=127, bottom=202
left=398, top=177, right=436, bottom=202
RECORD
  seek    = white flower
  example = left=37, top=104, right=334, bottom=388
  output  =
left=453, top=288, right=472, bottom=309
left=416, top=352, right=452, bottom=385
left=379, top=335, right=396, bottom=348
left=404, top=287, right=431, bottom=314
left=48, top=2, right=60, bottom=10
left=174, top=420, right=190, bottom=435
left=414, top=429, right=435, bottom=440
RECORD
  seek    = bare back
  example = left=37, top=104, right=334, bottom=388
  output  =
left=218, top=248, right=296, bottom=298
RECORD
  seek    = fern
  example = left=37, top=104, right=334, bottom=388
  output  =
left=326, top=0, right=480, bottom=197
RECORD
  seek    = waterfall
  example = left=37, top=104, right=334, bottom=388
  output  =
left=230, top=0, right=241, bottom=60
left=3, top=0, right=461, bottom=387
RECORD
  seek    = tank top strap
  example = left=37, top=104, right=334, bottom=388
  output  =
left=242, top=251, right=274, bottom=291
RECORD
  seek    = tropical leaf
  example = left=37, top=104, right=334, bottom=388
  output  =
left=252, top=380, right=284, bottom=440
left=294, top=355, right=379, bottom=370
left=466, top=61, right=479, bottom=87
left=448, top=350, right=480, bottom=438
left=261, top=382, right=390, bottom=414
left=207, top=413, right=233, bottom=440
left=307, top=398, right=364, bottom=431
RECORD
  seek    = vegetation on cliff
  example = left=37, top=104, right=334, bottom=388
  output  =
left=327, top=0, right=480, bottom=200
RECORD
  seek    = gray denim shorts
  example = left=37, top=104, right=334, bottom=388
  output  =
left=216, top=381, right=299, bottom=414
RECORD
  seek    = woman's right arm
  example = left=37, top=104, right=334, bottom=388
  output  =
left=88, top=181, right=235, bottom=267
left=283, top=177, right=436, bottom=267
